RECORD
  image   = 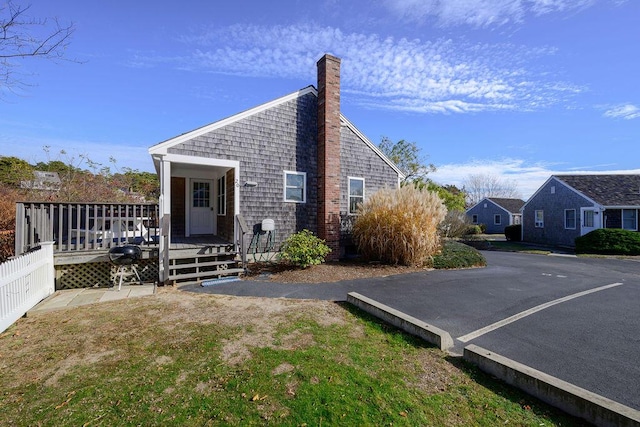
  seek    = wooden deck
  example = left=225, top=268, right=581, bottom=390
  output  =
left=169, top=235, right=232, bottom=249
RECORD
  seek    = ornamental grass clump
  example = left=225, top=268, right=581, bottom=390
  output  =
left=352, top=185, right=447, bottom=266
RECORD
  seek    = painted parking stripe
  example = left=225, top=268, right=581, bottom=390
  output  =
left=457, top=282, right=623, bottom=343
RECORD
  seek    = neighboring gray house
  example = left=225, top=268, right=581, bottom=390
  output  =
left=466, top=197, right=525, bottom=234
left=522, top=174, right=640, bottom=247
left=148, top=54, right=403, bottom=282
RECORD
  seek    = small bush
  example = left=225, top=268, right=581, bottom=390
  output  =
left=353, top=186, right=447, bottom=266
left=279, top=229, right=331, bottom=268
left=575, top=228, right=640, bottom=255
left=478, top=223, right=487, bottom=233
left=429, top=240, right=487, bottom=269
left=465, top=225, right=482, bottom=235
left=504, top=224, right=522, bottom=241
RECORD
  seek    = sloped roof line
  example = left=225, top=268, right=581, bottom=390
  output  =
left=147, top=85, right=404, bottom=177
left=487, top=197, right=525, bottom=214
left=554, top=174, right=640, bottom=206
left=466, top=197, right=525, bottom=215
left=149, top=86, right=317, bottom=155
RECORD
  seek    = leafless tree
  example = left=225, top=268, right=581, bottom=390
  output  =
left=463, top=173, right=521, bottom=206
left=1, top=1, right=75, bottom=94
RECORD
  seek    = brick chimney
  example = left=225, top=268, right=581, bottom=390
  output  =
left=317, top=54, right=341, bottom=260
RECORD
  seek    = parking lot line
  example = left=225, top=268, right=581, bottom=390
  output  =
left=457, top=282, right=623, bottom=343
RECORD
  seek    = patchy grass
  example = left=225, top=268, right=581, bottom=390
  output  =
left=0, top=290, right=584, bottom=426
left=430, top=240, right=487, bottom=269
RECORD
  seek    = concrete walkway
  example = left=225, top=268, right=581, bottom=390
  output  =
left=29, top=284, right=156, bottom=314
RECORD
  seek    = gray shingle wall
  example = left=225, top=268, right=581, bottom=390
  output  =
left=168, top=93, right=318, bottom=247
left=466, top=200, right=509, bottom=234
left=340, top=126, right=398, bottom=214
left=523, top=178, right=592, bottom=246
left=166, top=92, right=400, bottom=251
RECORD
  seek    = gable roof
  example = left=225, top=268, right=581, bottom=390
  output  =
left=555, top=174, right=640, bottom=207
left=487, top=197, right=525, bottom=214
left=466, top=197, right=525, bottom=215
left=148, top=86, right=404, bottom=179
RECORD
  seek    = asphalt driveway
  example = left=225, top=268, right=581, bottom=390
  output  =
left=183, top=251, right=640, bottom=412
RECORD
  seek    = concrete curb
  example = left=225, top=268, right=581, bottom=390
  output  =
left=464, top=344, right=640, bottom=427
left=346, top=292, right=453, bottom=351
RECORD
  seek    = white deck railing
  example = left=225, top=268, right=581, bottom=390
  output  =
left=0, top=242, right=55, bottom=334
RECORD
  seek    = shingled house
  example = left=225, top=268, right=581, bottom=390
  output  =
left=148, top=54, right=403, bottom=283
left=466, top=197, right=525, bottom=234
left=521, top=174, right=640, bottom=247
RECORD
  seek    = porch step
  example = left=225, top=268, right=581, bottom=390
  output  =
left=168, top=250, right=243, bottom=286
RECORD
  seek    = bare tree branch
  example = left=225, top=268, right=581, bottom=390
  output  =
left=463, top=173, right=521, bottom=206
left=0, top=1, right=75, bottom=94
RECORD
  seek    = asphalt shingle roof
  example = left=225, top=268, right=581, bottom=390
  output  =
left=487, top=198, right=526, bottom=214
left=555, top=174, right=640, bottom=206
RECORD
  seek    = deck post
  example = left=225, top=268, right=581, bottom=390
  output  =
left=159, top=156, right=172, bottom=285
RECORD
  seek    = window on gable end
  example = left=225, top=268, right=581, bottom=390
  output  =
left=348, top=177, right=365, bottom=214
left=535, top=210, right=544, bottom=228
left=494, top=214, right=501, bottom=225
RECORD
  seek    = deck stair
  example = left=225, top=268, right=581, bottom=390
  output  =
left=168, top=244, right=244, bottom=286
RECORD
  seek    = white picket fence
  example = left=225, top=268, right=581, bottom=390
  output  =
left=0, top=242, right=55, bottom=334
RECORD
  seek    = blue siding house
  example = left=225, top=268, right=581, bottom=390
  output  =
left=466, top=198, right=525, bottom=234
left=522, top=174, right=640, bottom=247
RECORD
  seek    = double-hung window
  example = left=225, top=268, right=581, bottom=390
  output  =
left=622, top=209, right=638, bottom=231
left=472, top=214, right=478, bottom=224
left=494, top=214, right=501, bottom=225
left=564, top=209, right=576, bottom=229
left=284, top=171, right=306, bottom=203
left=217, top=175, right=226, bottom=216
left=348, top=177, right=364, bottom=214
left=583, top=210, right=594, bottom=228
left=534, top=210, right=544, bottom=228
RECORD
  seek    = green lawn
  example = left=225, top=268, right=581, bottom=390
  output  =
left=0, top=291, right=584, bottom=426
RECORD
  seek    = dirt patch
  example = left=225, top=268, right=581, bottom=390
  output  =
left=244, top=261, right=429, bottom=283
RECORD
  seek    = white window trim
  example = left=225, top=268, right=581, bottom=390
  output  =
left=583, top=210, right=594, bottom=228
left=564, top=209, right=576, bottom=230
left=217, top=175, right=226, bottom=216
left=535, top=210, right=544, bottom=228
left=494, top=214, right=501, bottom=225
left=622, top=208, right=638, bottom=231
left=283, top=170, right=306, bottom=203
left=348, top=176, right=365, bottom=215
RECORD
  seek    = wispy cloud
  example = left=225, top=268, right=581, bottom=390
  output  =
left=132, top=24, right=582, bottom=115
left=603, top=103, right=640, bottom=120
left=383, top=0, right=602, bottom=27
left=429, top=158, right=640, bottom=199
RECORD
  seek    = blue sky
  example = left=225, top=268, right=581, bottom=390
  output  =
left=0, top=0, right=638, bottom=198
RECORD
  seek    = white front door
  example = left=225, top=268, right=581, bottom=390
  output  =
left=580, top=208, right=599, bottom=235
left=190, top=180, right=215, bottom=235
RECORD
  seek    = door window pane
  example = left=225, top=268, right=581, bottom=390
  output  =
left=193, top=182, right=210, bottom=208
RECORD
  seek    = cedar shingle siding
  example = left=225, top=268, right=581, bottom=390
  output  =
left=522, top=178, right=591, bottom=247
left=168, top=93, right=319, bottom=247
left=165, top=92, right=399, bottom=249
left=465, top=198, right=524, bottom=234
